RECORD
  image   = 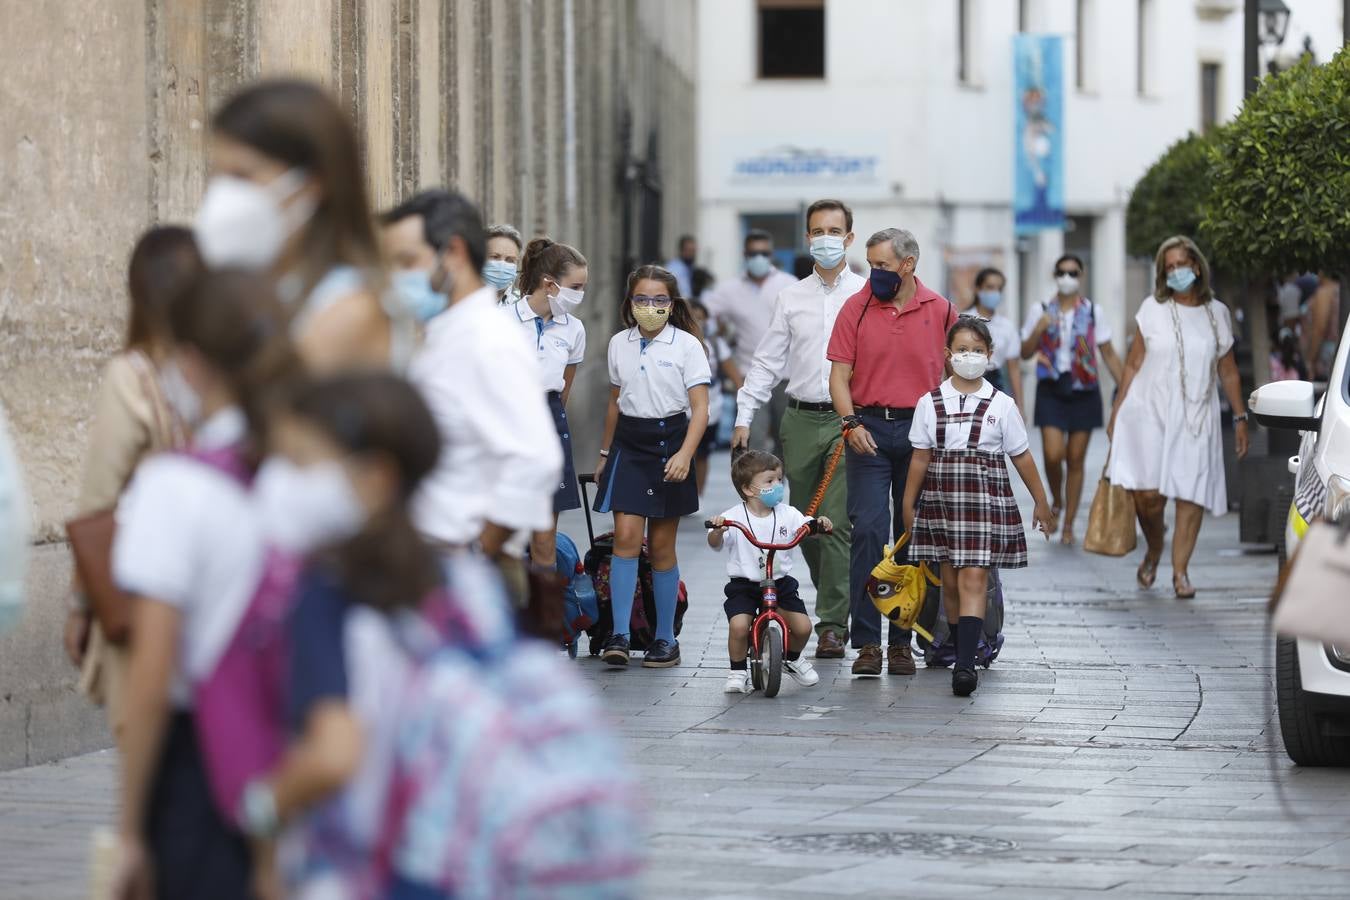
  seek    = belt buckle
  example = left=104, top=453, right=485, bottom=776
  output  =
left=883, top=408, right=896, bottom=421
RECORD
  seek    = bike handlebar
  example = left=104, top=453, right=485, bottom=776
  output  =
left=703, top=517, right=830, bottom=550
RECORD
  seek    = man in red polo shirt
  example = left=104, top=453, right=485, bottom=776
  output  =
left=827, top=227, right=957, bottom=677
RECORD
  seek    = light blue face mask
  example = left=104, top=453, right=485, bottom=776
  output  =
left=746, top=253, right=773, bottom=278
left=1166, top=266, right=1197, bottom=293
left=809, top=235, right=846, bottom=269
left=391, top=269, right=448, bottom=323
left=977, top=289, right=1003, bottom=310
left=759, top=482, right=785, bottom=508
left=483, top=259, right=518, bottom=291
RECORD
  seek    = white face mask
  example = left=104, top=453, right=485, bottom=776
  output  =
left=159, top=358, right=202, bottom=429
left=950, top=351, right=989, bottom=381
left=548, top=281, right=585, bottom=318
left=253, top=457, right=366, bottom=554
left=194, top=169, right=315, bottom=270
left=1055, top=274, right=1080, bottom=296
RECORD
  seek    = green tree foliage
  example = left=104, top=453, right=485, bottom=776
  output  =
left=1202, top=48, right=1350, bottom=276
left=1125, top=132, right=1218, bottom=261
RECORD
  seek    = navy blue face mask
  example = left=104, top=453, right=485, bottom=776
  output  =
left=869, top=267, right=902, bottom=301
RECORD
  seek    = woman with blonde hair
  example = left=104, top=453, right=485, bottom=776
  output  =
left=1107, top=236, right=1250, bottom=598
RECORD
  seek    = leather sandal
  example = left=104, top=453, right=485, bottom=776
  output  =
left=1173, top=572, right=1196, bottom=599
left=1137, top=556, right=1160, bottom=589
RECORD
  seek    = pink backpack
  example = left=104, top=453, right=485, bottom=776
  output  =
left=180, top=445, right=304, bottom=824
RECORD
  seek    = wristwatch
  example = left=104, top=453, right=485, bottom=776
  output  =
left=1233, top=413, right=1249, bottom=424
left=239, top=780, right=280, bottom=839
left=598, top=448, right=611, bottom=457
left=840, top=414, right=861, bottom=433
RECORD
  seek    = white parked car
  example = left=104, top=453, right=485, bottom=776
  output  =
left=1250, top=336, right=1350, bottom=766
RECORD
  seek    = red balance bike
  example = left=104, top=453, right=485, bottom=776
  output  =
left=704, top=516, right=830, bottom=698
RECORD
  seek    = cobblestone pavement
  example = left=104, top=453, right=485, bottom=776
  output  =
left=4, top=440, right=1350, bottom=899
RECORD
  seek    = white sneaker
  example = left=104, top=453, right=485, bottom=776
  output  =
left=724, top=670, right=752, bottom=693
left=784, top=658, right=820, bottom=686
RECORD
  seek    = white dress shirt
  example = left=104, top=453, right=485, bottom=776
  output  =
left=704, top=268, right=799, bottom=371
left=607, top=324, right=713, bottom=419
left=910, top=379, right=1030, bottom=456
left=714, top=501, right=811, bottom=580
left=736, top=266, right=866, bottom=427
left=507, top=298, right=586, bottom=394
left=113, top=407, right=264, bottom=708
left=411, top=286, right=563, bottom=544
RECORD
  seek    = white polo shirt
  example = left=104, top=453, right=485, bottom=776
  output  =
left=713, top=502, right=811, bottom=580
left=910, top=379, right=1030, bottom=456
left=411, top=285, right=562, bottom=545
left=113, top=407, right=265, bottom=708
left=607, top=324, right=712, bottom=419
left=507, top=298, right=586, bottom=394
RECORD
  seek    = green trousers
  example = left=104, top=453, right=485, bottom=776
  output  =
left=779, top=407, right=852, bottom=638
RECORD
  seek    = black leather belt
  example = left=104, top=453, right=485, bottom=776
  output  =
left=787, top=397, right=834, bottom=412
left=857, top=405, right=915, bottom=421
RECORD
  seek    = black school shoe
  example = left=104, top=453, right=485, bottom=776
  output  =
left=601, top=634, right=631, bottom=667
left=952, top=667, right=978, bottom=697
left=642, top=639, right=681, bottom=668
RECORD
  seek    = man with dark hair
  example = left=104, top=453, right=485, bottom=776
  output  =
left=704, top=229, right=797, bottom=454
left=666, top=234, right=699, bottom=299
left=732, top=200, right=863, bottom=658
left=399, top=189, right=561, bottom=558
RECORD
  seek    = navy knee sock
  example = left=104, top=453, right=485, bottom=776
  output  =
left=609, top=555, right=639, bottom=639
left=652, top=566, right=680, bottom=643
left=956, top=616, right=982, bottom=671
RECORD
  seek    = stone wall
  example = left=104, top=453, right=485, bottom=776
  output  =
left=0, top=0, right=698, bottom=769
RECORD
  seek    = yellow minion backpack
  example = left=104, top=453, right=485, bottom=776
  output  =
left=866, top=532, right=939, bottom=642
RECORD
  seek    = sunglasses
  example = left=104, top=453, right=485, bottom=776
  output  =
left=1055, top=268, right=1081, bottom=278
left=632, top=295, right=673, bottom=308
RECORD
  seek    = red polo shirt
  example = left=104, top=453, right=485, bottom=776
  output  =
left=826, top=277, right=957, bottom=409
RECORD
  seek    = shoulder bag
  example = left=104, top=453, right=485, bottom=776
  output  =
left=1083, top=447, right=1137, bottom=557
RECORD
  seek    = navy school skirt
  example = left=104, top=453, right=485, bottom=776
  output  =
left=548, top=391, right=581, bottom=513
left=146, top=713, right=252, bottom=899
left=594, top=413, right=699, bottom=519
left=1034, top=378, right=1104, bottom=433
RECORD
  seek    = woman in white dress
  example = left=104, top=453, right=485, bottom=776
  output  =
left=1107, top=236, right=1250, bottom=598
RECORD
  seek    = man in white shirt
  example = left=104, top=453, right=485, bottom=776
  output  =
left=664, top=234, right=698, bottom=300
left=397, top=189, right=562, bottom=556
left=703, top=229, right=798, bottom=453
left=730, top=200, right=864, bottom=659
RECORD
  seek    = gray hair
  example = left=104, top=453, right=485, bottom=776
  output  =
left=486, top=223, right=523, bottom=249
left=866, top=228, right=920, bottom=265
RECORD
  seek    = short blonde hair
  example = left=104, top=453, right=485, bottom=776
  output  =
left=1154, top=235, right=1214, bottom=304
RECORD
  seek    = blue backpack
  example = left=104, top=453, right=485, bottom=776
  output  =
left=555, top=532, right=599, bottom=657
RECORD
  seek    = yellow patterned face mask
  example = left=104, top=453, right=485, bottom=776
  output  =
left=866, top=534, right=939, bottom=641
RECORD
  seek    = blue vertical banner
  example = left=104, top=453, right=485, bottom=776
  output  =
left=1013, top=34, right=1065, bottom=235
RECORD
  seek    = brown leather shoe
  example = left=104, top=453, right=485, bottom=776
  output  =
left=851, top=643, right=883, bottom=676
left=887, top=643, right=916, bottom=675
left=814, top=630, right=845, bottom=659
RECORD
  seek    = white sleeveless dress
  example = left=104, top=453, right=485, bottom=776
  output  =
left=1108, top=296, right=1234, bottom=516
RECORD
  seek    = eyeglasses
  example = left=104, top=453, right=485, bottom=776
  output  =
left=1054, top=269, right=1081, bottom=278
left=632, top=295, right=673, bottom=308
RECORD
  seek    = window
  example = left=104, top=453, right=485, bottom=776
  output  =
left=957, top=0, right=979, bottom=85
left=1200, top=62, right=1221, bottom=132
left=1136, top=0, right=1154, bottom=96
left=1018, top=0, right=1034, bottom=32
left=1076, top=0, right=1097, bottom=91
left=757, top=0, right=825, bottom=79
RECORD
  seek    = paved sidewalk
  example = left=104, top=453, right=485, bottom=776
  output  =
left=5, top=439, right=1349, bottom=899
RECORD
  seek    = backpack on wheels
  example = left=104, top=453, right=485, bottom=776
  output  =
left=577, top=475, right=688, bottom=654
left=915, top=568, right=1005, bottom=669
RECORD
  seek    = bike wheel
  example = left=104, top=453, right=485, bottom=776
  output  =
left=763, top=620, right=784, bottom=698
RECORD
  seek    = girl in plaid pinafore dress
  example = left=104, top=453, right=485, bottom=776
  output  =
left=903, top=318, right=1056, bottom=696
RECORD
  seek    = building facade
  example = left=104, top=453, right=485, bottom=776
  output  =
left=0, top=0, right=697, bottom=768
left=696, top=0, right=1342, bottom=360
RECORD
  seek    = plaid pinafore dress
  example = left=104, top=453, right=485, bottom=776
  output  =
left=910, top=389, right=1028, bottom=569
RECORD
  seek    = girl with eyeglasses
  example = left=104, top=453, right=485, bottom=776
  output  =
left=593, top=266, right=711, bottom=669
left=1019, top=254, right=1124, bottom=545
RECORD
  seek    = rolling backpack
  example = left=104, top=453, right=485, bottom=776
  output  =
left=373, top=556, right=644, bottom=899
left=554, top=531, right=599, bottom=657
left=916, top=568, right=1006, bottom=669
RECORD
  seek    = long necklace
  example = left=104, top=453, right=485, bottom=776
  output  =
left=1168, top=298, right=1221, bottom=437
left=742, top=502, right=777, bottom=575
